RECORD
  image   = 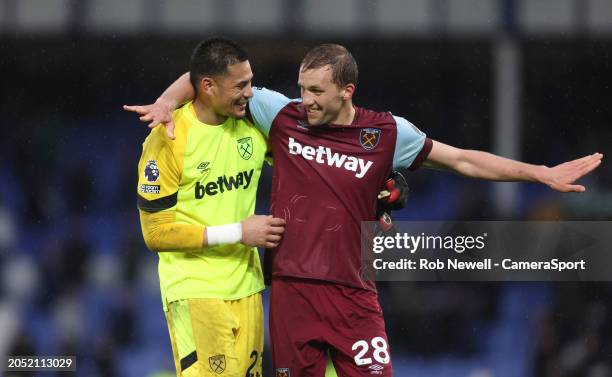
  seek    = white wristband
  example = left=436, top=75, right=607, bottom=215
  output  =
left=206, top=223, right=243, bottom=246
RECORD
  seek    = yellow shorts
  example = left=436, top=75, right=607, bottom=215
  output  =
left=164, top=293, right=263, bottom=377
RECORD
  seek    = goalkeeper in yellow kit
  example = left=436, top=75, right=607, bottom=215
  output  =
left=130, top=38, right=285, bottom=377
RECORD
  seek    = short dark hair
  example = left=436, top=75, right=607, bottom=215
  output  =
left=300, top=44, right=358, bottom=87
left=189, top=37, right=249, bottom=92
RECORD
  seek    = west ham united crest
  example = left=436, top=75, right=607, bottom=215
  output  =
left=237, top=137, right=253, bottom=160
left=276, top=368, right=290, bottom=377
left=360, top=128, right=381, bottom=150
left=209, top=354, right=226, bottom=374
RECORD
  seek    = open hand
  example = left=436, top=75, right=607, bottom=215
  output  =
left=123, top=100, right=176, bottom=139
left=540, top=153, right=603, bottom=192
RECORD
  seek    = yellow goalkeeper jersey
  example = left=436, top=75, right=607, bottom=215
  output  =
left=136, top=102, right=267, bottom=307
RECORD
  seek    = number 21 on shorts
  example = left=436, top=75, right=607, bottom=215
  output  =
left=351, top=337, right=390, bottom=366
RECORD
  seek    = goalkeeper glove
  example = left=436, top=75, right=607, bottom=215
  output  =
left=376, top=170, right=409, bottom=233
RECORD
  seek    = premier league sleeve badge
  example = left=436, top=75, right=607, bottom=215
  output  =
left=144, top=159, right=160, bottom=182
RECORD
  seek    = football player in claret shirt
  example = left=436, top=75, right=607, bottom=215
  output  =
left=131, top=38, right=286, bottom=377
left=127, top=42, right=602, bottom=377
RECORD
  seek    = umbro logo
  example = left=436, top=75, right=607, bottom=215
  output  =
left=369, top=364, right=384, bottom=374
left=197, top=162, right=211, bottom=173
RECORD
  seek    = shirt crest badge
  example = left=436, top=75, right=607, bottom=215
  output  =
left=360, top=128, right=381, bottom=150
left=237, top=137, right=253, bottom=160
left=209, top=355, right=226, bottom=374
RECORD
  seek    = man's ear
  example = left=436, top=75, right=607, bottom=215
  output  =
left=342, top=83, right=356, bottom=100
left=200, top=76, right=215, bottom=95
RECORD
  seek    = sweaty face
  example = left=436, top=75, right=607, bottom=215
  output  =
left=211, top=60, right=254, bottom=119
left=298, top=65, right=346, bottom=126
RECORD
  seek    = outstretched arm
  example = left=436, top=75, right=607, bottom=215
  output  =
left=123, top=72, right=194, bottom=139
left=424, top=140, right=603, bottom=193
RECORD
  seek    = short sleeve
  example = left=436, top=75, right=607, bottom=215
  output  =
left=392, top=115, right=431, bottom=170
left=248, top=87, right=292, bottom=136
left=136, top=127, right=181, bottom=212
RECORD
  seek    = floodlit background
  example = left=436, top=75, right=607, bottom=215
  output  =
left=1, top=0, right=611, bottom=376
